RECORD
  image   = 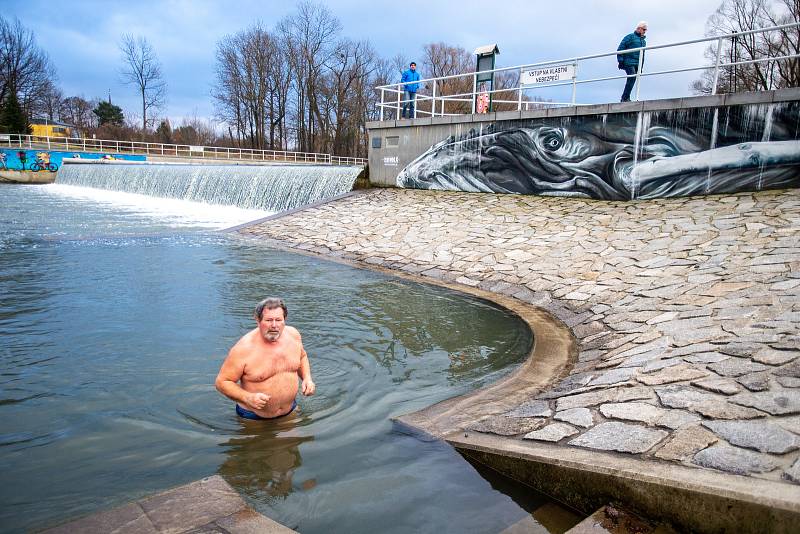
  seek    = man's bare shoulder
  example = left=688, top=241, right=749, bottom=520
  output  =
left=284, top=325, right=302, bottom=340
left=229, top=329, right=259, bottom=358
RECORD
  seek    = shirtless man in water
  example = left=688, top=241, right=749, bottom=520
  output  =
left=215, top=297, right=315, bottom=419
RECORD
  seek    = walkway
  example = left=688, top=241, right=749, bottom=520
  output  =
left=237, top=188, right=800, bottom=486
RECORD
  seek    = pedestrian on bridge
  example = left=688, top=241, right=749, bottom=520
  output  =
left=401, top=62, right=421, bottom=119
left=617, top=21, right=647, bottom=102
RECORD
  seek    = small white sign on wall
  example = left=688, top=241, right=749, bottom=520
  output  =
left=383, top=156, right=399, bottom=166
left=520, top=63, right=575, bottom=85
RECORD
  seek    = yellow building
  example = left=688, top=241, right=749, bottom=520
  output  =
left=30, top=119, right=77, bottom=138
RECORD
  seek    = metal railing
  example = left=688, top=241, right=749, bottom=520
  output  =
left=377, top=22, right=800, bottom=120
left=0, top=133, right=367, bottom=166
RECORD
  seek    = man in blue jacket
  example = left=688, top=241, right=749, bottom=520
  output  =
left=617, top=21, right=647, bottom=102
left=401, top=62, right=421, bottom=118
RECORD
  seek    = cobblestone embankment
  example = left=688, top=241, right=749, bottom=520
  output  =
left=238, top=188, right=800, bottom=486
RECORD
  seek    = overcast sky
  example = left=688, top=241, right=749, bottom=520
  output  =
left=7, top=0, right=725, bottom=125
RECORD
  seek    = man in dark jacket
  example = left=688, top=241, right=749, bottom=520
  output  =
left=617, top=21, right=647, bottom=102
left=400, top=62, right=421, bottom=118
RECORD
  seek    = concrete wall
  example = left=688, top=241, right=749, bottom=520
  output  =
left=367, top=88, right=800, bottom=200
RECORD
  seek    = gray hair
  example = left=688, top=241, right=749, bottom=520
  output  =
left=254, top=297, right=287, bottom=320
left=637, top=21, right=648, bottom=29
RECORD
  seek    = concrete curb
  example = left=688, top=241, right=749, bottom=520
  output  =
left=451, top=432, right=800, bottom=534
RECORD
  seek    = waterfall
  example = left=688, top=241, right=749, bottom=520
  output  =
left=56, top=162, right=363, bottom=212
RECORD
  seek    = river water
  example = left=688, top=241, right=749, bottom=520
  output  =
left=0, top=184, right=577, bottom=533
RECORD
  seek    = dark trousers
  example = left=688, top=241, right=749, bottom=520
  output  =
left=402, top=91, right=416, bottom=118
left=621, top=65, right=638, bottom=102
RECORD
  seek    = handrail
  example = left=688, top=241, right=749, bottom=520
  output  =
left=377, top=22, right=800, bottom=119
left=0, top=133, right=367, bottom=166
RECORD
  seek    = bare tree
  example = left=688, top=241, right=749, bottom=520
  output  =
left=59, top=95, right=96, bottom=133
left=422, top=42, right=474, bottom=114
left=0, top=16, right=56, bottom=117
left=213, top=24, right=292, bottom=150
left=692, top=0, right=799, bottom=94
left=119, top=34, right=167, bottom=131
left=34, top=79, right=62, bottom=121
left=280, top=0, right=342, bottom=152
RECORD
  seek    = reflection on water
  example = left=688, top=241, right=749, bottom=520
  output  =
left=218, top=415, right=315, bottom=502
left=0, top=184, right=569, bottom=534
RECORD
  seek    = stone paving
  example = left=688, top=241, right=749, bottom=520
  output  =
left=238, top=187, right=800, bottom=486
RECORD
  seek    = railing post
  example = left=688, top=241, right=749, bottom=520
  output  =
left=517, top=75, right=523, bottom=111
left=634, top=45, right=645, bottom=101
left=432, top=82, right=437, bottom=117
left=396, top=84, right=401, bottom=120
left=571, top=61, right=578, bottom=105
left=711, top=36, right=725, bottom=95
left=471, top=73, right=477, bottom=114
left=380, top=87, right=385, bottom=121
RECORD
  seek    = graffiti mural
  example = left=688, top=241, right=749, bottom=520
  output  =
left=397, top=102, right=800, bottom=200
left=0, top=149, right=146, bottom=171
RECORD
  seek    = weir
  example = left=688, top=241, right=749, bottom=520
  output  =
left=56, top=161, right=364, bottom=212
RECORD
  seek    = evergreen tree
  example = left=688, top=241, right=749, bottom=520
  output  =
left=0, top=90, right=30, bottom=134
left=93, top=101, right=124, bottom=126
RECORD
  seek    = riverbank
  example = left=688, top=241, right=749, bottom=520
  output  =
left=236, top=187, right=800, bottom=532
left=0, top=169, right=56, bottom=183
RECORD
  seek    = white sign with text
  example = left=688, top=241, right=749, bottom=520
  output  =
left=520, top=64, right=575, bottom=86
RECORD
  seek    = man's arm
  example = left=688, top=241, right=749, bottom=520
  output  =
left=215, top=348, right=269, bottom=409
left=296, top=337, right=315, bottom=396
left=617, top=34, right=632, bottom=64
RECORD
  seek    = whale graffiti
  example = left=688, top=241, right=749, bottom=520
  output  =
left=396, top=122, right=800, bottom=200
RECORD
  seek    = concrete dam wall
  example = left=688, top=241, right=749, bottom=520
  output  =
left=367, top=89, right=800, bottom=200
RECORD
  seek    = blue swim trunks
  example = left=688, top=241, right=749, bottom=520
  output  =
left=236, top=400, right=297, bottom=420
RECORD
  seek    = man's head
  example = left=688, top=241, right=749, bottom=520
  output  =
left=410, top=62, right=416, bottom=71
left=636, top=21, right=648, bottom=35
left=254, top=297, right=287, bottom=342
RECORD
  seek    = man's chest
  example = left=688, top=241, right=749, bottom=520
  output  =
left=244, top=350, right=301, bottom=381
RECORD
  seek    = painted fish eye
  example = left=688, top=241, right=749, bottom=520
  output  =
left=541, top=130, right=564, bottom=151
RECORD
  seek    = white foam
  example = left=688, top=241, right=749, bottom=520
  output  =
left=43, top=184, right=272, bottom=229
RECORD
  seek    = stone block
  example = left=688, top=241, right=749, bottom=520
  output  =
left=730, top=389, right=800, bottom=415
left=469, top=416, right=547, bottom=436
left=637, top=365, right=709, bottom=385
left=574, top=103, right=609, bottom=116
left=524, top=422, right=579, bottom=442
left=140, top=476, right=246, bottom=533
left=752, top=348, right=797, bottom=366
left=785, top=459, right=800, bottom=485
left=495, top=110, right=522, bottom=121
left=643, top=97, right=683, bottom=111
left=693, top=443, right=779, bottom=475
left=772, top=86, right=800, bottom=103
left=725, top=90, right=774, bottom=106
left=679, top=94, right=725, bottom=109
left=609, top=100, right=643, bottom=114
left=703, top=420, right=800, bottom=454
left=554, top=407, right=594, bottom=428
left=546, top=106, right=577, bottom=118
left=42, top=503, right=157, bottom=534
left=519, top=108, right=549, bottom=120
left=429, top=115, right=453, bottom=125
left=215, top=509, right=297, bottom=533
left=653, top=425, right=718, bottom=462
left=692, top=377, right=740, bottom=395
left=737, top=371, right=771, bottom=392
left=505, top=399, right=552, bottom=418
left=568, top=422, right=667, bottom=454
left=556, top=386, right=654, bottom=411
left=708, top=358, right=769, bottom=377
